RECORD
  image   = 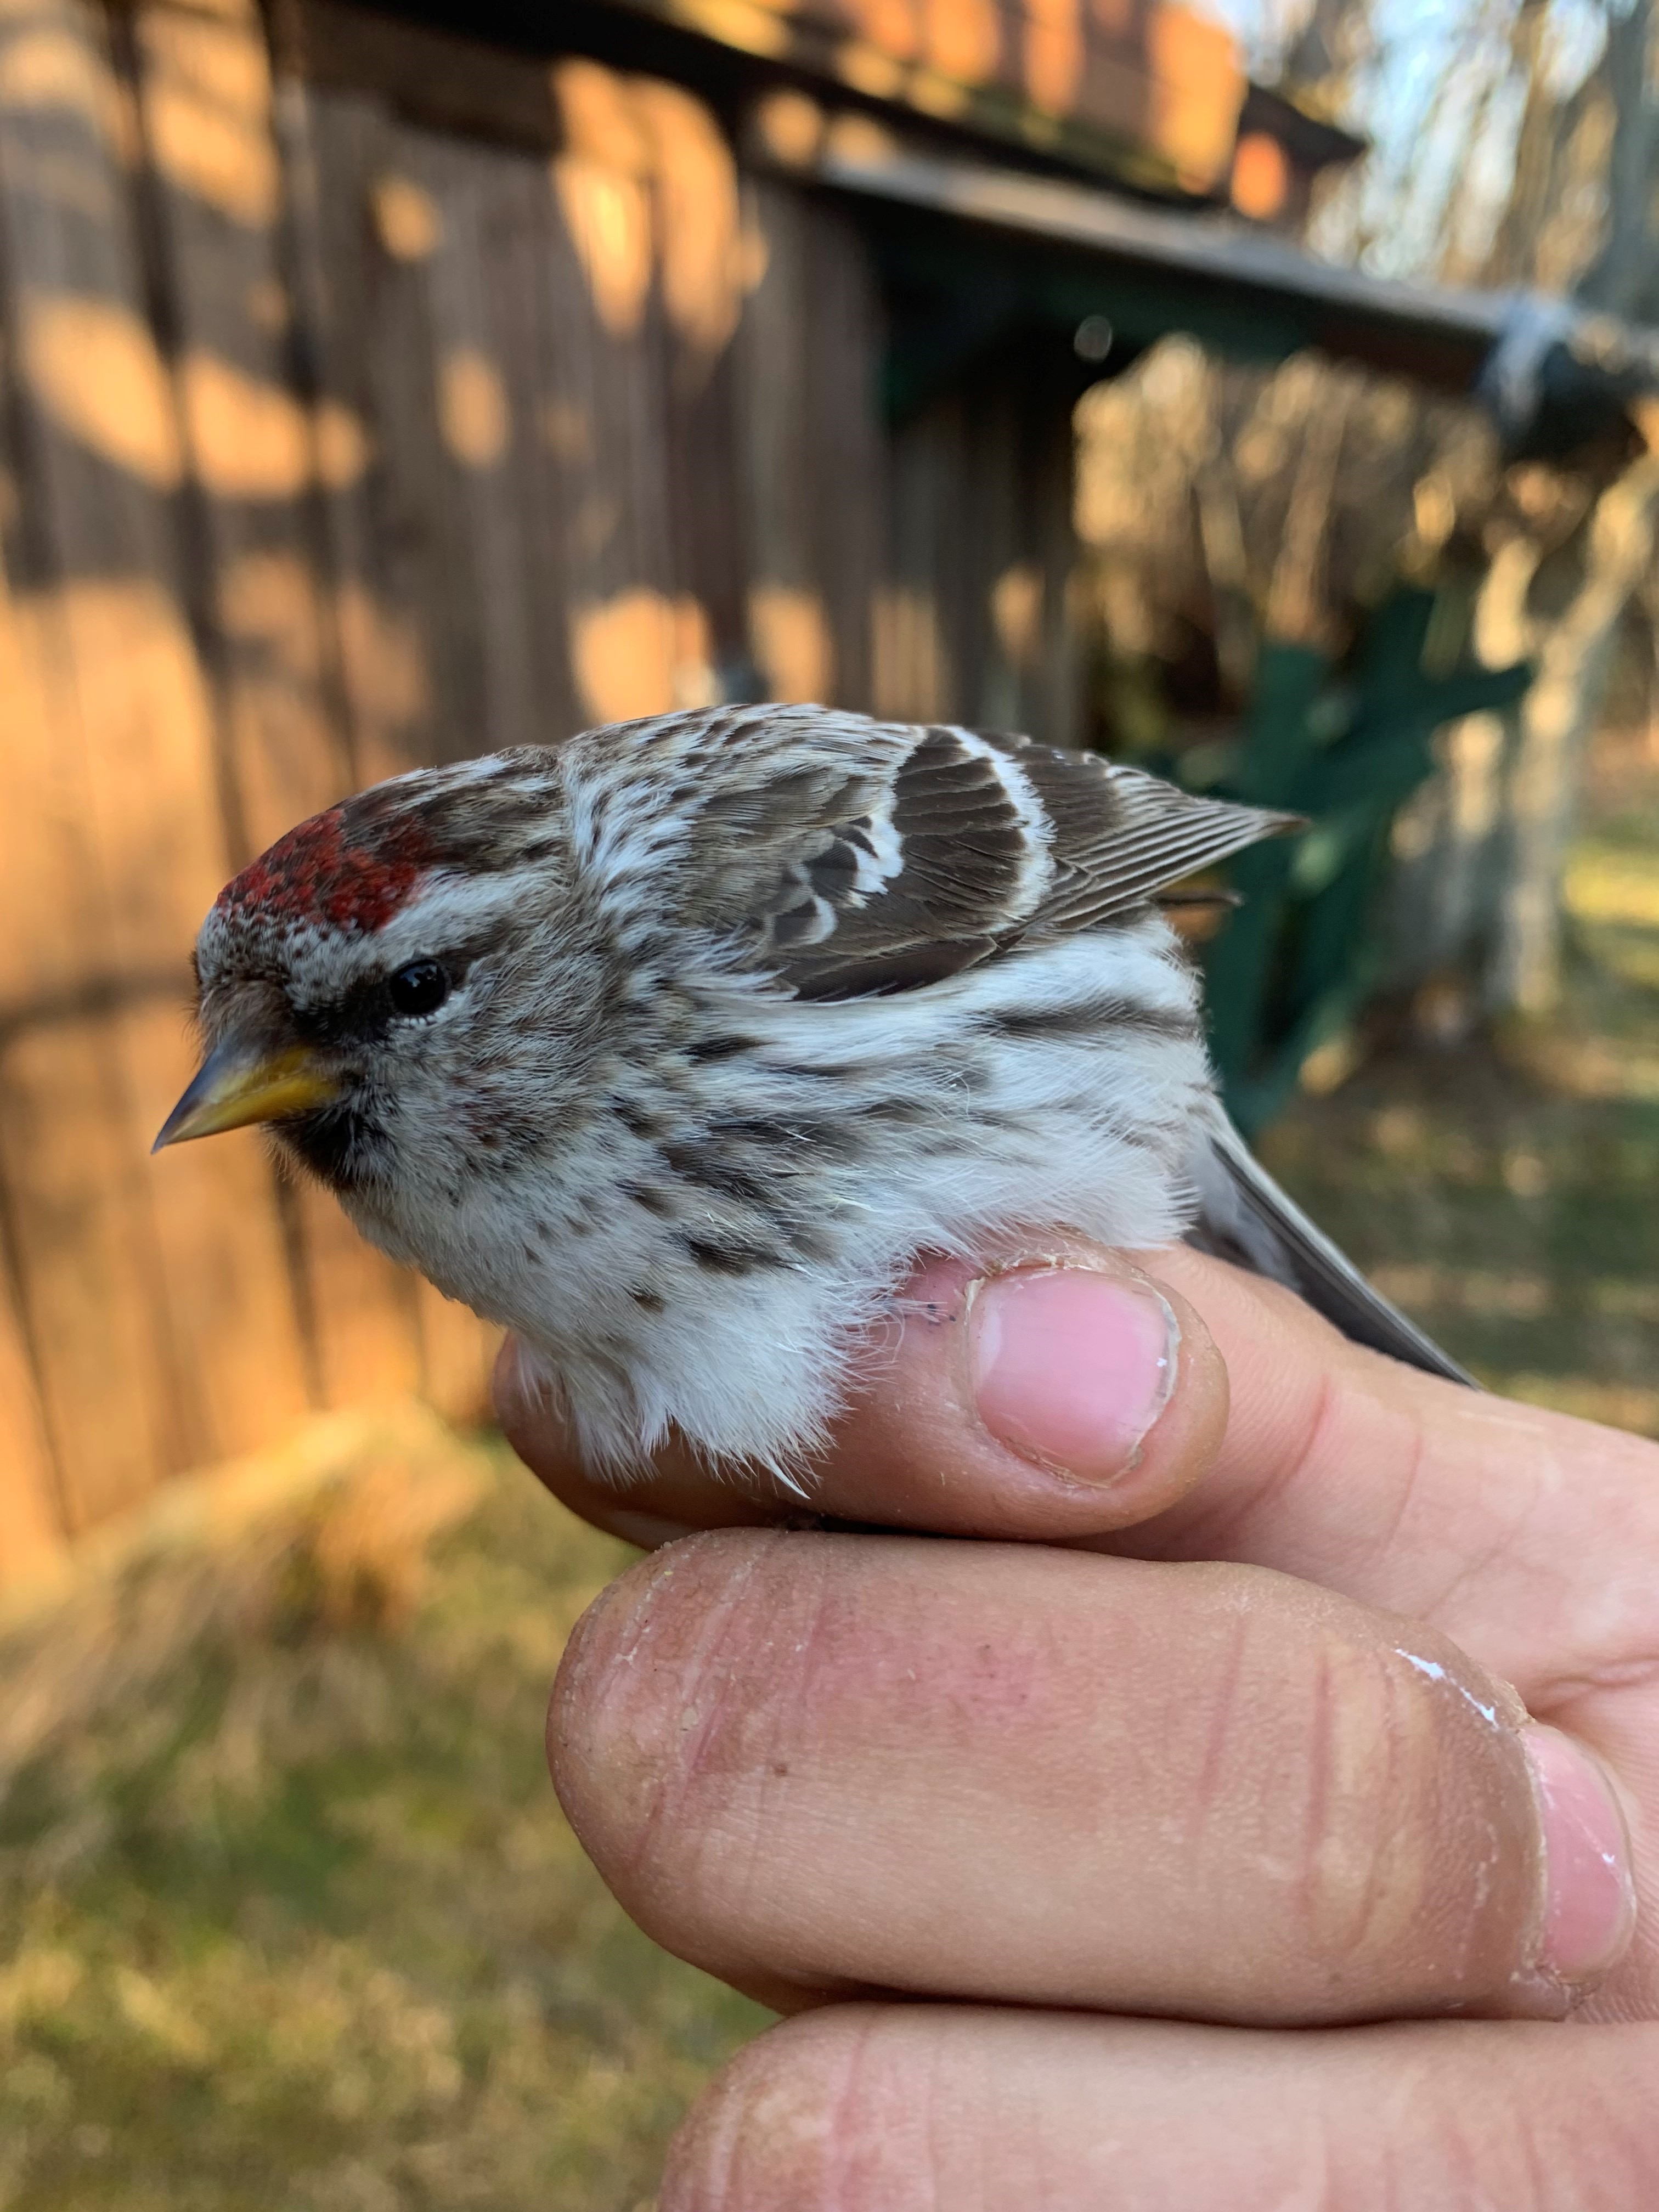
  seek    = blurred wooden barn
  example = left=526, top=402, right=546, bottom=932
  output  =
left=2, top=0, right=1653, bottom=1582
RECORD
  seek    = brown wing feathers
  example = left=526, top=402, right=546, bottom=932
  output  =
left=763, top=728, right=1035, bottom=1000
left=748, top=725, right=1292, bottom=1001
left=982, top=737, right=1295, bottom=937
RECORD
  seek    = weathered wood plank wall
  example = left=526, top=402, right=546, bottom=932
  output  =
left=0, top=0, right=1083, bottom=1578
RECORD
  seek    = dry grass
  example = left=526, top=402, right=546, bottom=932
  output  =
left=0, top=1404, right=484, bottom=1782
left=0, top=1419, right=763, bottom=2210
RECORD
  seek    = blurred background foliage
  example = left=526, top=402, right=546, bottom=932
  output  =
left=1072, top=0, right=1659, bottom=1096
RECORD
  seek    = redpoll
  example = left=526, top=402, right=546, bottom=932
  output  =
left=155, top=706, right=1465, bottom=1481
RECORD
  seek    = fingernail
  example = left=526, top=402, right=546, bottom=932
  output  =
left=1523, top=1725, right=1637, bottom=1985
left=969, top=1266, right=1178, bottom=1482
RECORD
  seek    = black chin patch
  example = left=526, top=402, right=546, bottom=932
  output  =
left=280, top=1103, right=387, bottom=1192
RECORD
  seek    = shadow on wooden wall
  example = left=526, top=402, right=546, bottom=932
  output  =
left=0, top=0, right=1084, bottom=1581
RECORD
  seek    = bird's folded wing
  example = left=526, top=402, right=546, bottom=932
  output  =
left=980, top=738, right=1297, bottom=939
left=708, top=717, right=1296, bottom=1001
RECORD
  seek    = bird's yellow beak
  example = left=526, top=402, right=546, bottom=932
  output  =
left=152, top=1038, right=345, bottom=1151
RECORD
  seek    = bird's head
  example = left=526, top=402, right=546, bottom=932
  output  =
left=154, top=753, right=604, bottom=1210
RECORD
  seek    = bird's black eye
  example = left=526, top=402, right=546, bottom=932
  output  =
left=386, top=959, right=450, bottom=1018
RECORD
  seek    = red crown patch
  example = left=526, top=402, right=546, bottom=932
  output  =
left=217, top=806, right=432, bottom=934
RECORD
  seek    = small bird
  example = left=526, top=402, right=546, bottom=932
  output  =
left=155, top=706, right=1466, bottom=1482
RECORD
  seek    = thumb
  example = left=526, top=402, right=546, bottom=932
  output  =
left=495, top=1238, right=1230, bottom=1546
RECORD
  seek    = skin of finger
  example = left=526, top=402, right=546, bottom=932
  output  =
left=1103, top=1253, right=1659, bottom=2027
left=1109, top=1246, right=1659, bottom=1714
left=549, top=1528, right=1560, bottom=2027
left=494, top=1248, right=1229, bottom=1547
left=661, top=2006, right=1659, bottom=2212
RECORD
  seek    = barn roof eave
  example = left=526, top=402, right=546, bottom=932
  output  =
left=789, top=138, right=1659, bottom=453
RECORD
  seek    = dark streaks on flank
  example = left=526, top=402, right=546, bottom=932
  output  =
left=763, top=1062, right=874, bottom=1084
left=703, top=1113, right=859, bottom=1159
left=783, top=1219, right=834, bottom=1262
left=684, top=1033, right=757, bottom=1063
left=623, top=1181, right=675, bottom=1217
left=660, top=1141, right=775, bottom=1208
left=611, top=1098, right=662, bottom=1138
left=852, top=1096, right=928, bottom=1126
left=680, top=1234, right=783, bottom=1275
left=980, top=996, right=1199, bottom=1042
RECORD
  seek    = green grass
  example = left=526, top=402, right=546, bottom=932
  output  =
left=0, top=1453, right=765, bottom=2211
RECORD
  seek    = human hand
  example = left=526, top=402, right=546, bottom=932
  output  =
left=498, top=1242, right=1654, bottom=2208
